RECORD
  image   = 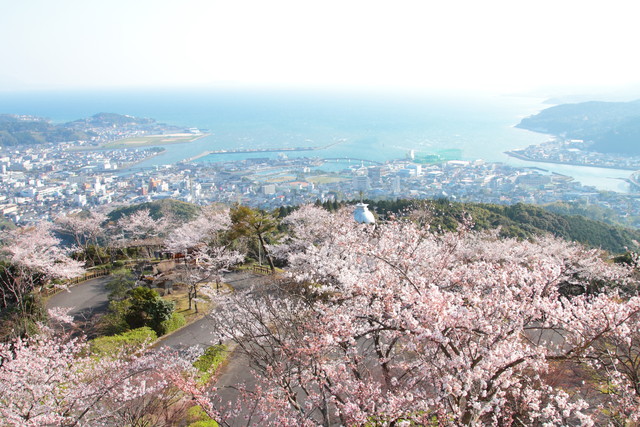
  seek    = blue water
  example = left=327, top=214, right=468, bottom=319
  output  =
left=0, top=87, right=631, bottom=191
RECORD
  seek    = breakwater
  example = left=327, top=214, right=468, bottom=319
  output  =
left=180, top=139, right=346, bottom=163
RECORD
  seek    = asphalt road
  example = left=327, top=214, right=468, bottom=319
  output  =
left=46, top=275, right=112, bottom=323
left=156, top=271, right=270, bottom=352
left=46, top=271, right=270, bottom=350
left=47, top=270, right=271, bottom=425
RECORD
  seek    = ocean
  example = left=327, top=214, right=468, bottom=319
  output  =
left=0, top=87, right=631, bottom=192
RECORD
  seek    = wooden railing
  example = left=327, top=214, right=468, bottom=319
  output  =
left=251, top=265, right=272, bottom=275
left=67, top=268, right=109, bottom=285
left=42, top=268, right=110, bottom=297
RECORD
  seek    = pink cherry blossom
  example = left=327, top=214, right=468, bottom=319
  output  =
left=206, top=206, right=640, bottom=425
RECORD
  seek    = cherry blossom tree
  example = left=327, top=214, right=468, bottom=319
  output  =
left=55, top=210, right=108, bottom=265
left=112, top=208, right=169, bottom=259
left=580, top=304, right=640, bottom=424
left=206, top=207, right=640, bottom=426
left=270, top=204, right=341, bottom=261
left=0, top=222, right=84, bottom=336
left=165, top=208, right=243, bottom=312
left=0, top=317, right=204, bottom=427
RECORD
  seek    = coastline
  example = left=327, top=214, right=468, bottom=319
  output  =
left=505, top=150, right=639, bottom=172
left=118, top=148, right=167, bottom=172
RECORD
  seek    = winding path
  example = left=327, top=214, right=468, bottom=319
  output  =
left=46, top=270, right=271, bottom=425
left=46, top=276, right=112, bottom=325
left=46, top=271, right=269, bottom=351
left=156, top=271, right=268, bottom=351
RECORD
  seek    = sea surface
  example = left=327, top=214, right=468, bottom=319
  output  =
left=0, top=87, right=631, bottom=192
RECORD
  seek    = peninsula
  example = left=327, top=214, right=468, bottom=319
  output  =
left=508, top=99, right=640, bottom=170
left=0, top=112, right=207, bottom=149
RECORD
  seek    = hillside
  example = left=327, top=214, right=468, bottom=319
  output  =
left=107, top=199, right=201, bottom=223
left=516, top=100, right=640, bottom=155
left=0, top=112, right=179, bottom=147
left=0, top=114, right=94, bottom=146
left=108, top=198, right=638, bottom=254
left=357, top=199, right=640, bottom=254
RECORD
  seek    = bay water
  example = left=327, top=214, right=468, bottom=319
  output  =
left=0, top=87, right=631, bottom=192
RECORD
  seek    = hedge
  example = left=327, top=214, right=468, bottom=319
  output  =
left=157, top=311, right=186, bottom=336
left=90, top=326, right=157, bottom=356
left=193, top=344, right=227, bottom=385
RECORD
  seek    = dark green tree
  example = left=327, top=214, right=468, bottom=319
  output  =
left=229, top=205, right=278, bottom=272
left=124, top=287, right=174, bottom=334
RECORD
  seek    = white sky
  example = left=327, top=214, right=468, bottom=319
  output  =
left=2, top=0, right=640, bottom=93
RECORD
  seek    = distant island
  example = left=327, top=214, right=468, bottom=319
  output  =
left=516, top=99, right=640, bottom=155
left=0, top=112, right=207, bottom=148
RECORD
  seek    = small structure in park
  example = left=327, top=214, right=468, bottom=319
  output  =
left=353, top=202, right=375, bottom=224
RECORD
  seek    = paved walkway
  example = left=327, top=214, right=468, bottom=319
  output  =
left=46, top=276, right=112, bottom=324
left=156, top=271, right=271, bottom=352
left=47, top=270, right=273, bottom=425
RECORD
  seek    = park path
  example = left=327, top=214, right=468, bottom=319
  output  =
left=46, top=271, right=269, bottom=350
left=155, top=271, right=270, bottom=352
left=46, top=275, right=112, bottom=326
left=46, top=270, right=272, bottom=425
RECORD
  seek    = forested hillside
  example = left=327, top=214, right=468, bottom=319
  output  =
left=107, top=198, right=640, bottom=254
left=332, top=198, right=640, bottom=253
left=107, top=199, right=201, bottom=222
left=0, top=114, right=94, bottom=146
left=0, top=112, right=173, bottom=146
left=516, top=99, right=640, bottom=155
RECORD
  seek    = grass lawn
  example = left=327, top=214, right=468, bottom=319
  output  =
left=159, top=281, right=233, bottom=325
left=161, top=285, right=214, bottom=324
left=264, top=175, right=296, bottom=183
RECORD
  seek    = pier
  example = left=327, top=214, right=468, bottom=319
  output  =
left=180, top=147, right=316, bottom=163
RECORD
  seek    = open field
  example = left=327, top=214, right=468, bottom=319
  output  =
left=264, top=175, right=296, bottom=183
left=102, top=133, right=209, bottom=149
left=306, top=175, right=349, bottom=184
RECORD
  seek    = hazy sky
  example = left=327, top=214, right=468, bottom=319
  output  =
left=2, top=0, right=640, bottom=94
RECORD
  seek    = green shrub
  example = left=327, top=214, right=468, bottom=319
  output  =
left=105, top=269, right=136, bottom=300
left=193, top=344, right=227, bottom=384
left=124, top=286, right=175, bottom=333
left=188, top=421, right=218, bottom=427
left=186, top=405, right=218, bottom=427
left=157, top=311, right=186, bottom=336
left=90, top=326, right=157, bottom=356
left=99, top=299, right=132, bottom=335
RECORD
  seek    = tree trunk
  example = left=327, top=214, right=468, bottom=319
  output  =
left=257, top=234, right=275, bottom=273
